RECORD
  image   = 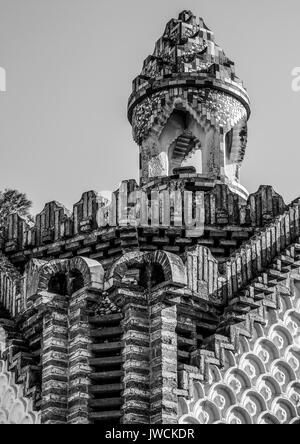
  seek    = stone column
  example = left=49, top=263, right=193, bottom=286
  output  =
left=110, top=288, right=150, bottom=424
left=149, top=289, right=178, bottom=424
left=41, top=294, right=69, bottom=424
left=67, top=288, right=96, bottom=424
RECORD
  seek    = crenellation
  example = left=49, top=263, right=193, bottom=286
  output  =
left=0, top=184, right=287, bottom=270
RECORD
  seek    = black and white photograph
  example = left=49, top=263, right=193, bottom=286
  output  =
left=0, top=0, right=299, bottom=432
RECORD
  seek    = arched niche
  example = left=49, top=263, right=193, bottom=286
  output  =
left=37, top=259, right=69, bottom=295
left=106, top=250, right=187, bottom=290
left=69, top=256, right=104, bottom=291
left=32, top=257, right=105, bottom=297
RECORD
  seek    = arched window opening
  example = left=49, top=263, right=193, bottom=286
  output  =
left=150, top=264, right=165, bottom=287
left=140, top=263, right=166, bottom=289
left=225, top=129, right=233, bottom=160
left=160, top=108, right=188, bottom=150
left=69, top=270, right=85, bottom=295
left=48, top=273, right=68, bottom=296
left=181, top=148, right=202, bottom=173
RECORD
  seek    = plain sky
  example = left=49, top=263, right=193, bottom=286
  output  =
left=0, top=0, right=300, bottom=215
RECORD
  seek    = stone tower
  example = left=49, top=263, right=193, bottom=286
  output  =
left=0, top=11, right=299, bottom=425
left=128, top=10, right=250, bottom=200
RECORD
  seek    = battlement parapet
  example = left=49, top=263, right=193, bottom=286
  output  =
left=0, top=181, right=285, bottom=261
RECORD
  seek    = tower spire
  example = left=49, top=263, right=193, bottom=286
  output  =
left=128, top=11, right=250, bottom=199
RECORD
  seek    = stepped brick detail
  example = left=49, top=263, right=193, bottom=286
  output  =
left=0, top=10, right=299, bottom=425
left=178, top=246, right=300, bottom=424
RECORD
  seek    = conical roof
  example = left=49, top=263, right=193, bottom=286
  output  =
left=128, top=11, right=250, bottom=123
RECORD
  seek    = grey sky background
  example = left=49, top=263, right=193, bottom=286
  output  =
left=0, top=0, right=299, bottom=215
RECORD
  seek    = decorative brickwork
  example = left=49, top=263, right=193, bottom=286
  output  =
left=128, top=11, right=250, bottom=192
left=0, top=9, right=299, bottom=426
left=0, top=327, right=41, bottom=424
left=178, top=251, right=300, bottom=424
left=2, top=183, right=286, bottom=267
left=149, top=300, right=178, bottom=424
